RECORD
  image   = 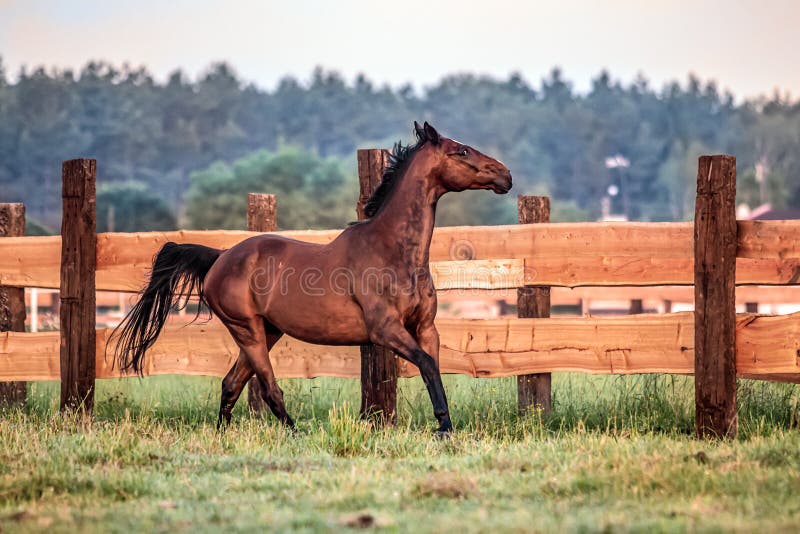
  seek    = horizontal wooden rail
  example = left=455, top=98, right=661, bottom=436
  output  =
left=2, top=312, right=798, bottom=381
left=546, top=285, right=800, bottom=306
left=1, top=221, right=798, bottom=291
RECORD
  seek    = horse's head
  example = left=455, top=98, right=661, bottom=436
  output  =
left=414, top=121, right=512, bottom=195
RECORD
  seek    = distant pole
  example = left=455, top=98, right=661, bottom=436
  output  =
left=517, top=196, right=552, bottom=415
left=246, top=193, right=277, bottom=414
left=30, top=289, right=39, bottom=333
left=60, top=159, right=97, bottom=414
left=694, top=155, right=737, bottom=439
left=357, top=149, right=398, bottom=424
left=0, top=203, right=27, bottom=408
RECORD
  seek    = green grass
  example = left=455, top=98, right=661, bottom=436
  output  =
left=1, top=374, right=799, bottom=532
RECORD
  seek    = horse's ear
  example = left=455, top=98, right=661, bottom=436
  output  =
left=414, top=121, right=425, bottom=140
left=423, top=121, right=440, bottom=145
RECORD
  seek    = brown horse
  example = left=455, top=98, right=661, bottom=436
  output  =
left=114, top=122, right=512, bottom=434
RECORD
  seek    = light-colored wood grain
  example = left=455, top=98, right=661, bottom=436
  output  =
left=2, top=313, right=798, bottom=381
left=522, top=257, right=800, bottom=287
left=737, top=220, right=800, bottom=259
left=430, top=259, right=525, bottom=290
left=1, top=236, right=63, bottom=289
left=2, top=221, right=799, bottom=290
left=542, top=285, right=800, bottom=306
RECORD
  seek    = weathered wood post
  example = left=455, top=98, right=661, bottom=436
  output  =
left=694, top=154, right=737, bottom=439
left=60, top=159, right=97, bottom=414
left=357, top=149, right=398, bottom=424
left=629, top=299, right=644, bottom=314
left=517, top=196, right=552, bottom=415
left=0, top=203, right=26, bottom=408
left=246, top=193, right=277, bottom=414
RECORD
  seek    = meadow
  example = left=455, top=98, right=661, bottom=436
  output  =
left=1, top=373, right=799, bottom=533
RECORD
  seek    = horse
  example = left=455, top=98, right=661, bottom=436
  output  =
left=113, top=121, right=512, bottom=434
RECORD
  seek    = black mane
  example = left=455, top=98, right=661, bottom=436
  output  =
left=363, top=127, right=428, bottom=218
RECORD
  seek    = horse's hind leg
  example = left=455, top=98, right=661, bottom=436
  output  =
left=217, top=351, right=253, bottom=429
left=229, top=319, right=295, bottom=429
left=255, top=329, right=294, bottom=428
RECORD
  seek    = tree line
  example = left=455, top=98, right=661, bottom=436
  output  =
left=1, top=57, right=798, bottom=233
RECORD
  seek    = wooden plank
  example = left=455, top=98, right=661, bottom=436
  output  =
left=432, top=313, right=799, bottom=377
left=245, top=193, right=276, bottom=414
left=546, top=285, right=800, bottom=307
left=731, top=313, right=800, bottom=374
left=523, top=256, right=800, bottom=287
left=60, top=159, right=97, bottom=414
left=7, top=250, right=796, bottom=291
left=694, top=154, right=737, bottom=439
left=740, top=374, right=800, bottom=384
left=0, top=203, right=26, bottom=407
left=1, top=220, right=799, bottom=290
left=2, top=312, right=799, bottom=381
left=517, top=196, right=552, bottom=415
left=5, top=249, right=796, bottom=291
left=430, top=221, right=694, bottom=260
left=0, top=229, right=335, bottom=290
left=356, top=148, right=397, bottom=424
left=0, top=331, right=62, bottom=381
left=431, top=258, right=525, bottom=290
left=737, top=220, right=800, bottom=259
left=95, top=229, right=336, bottom=292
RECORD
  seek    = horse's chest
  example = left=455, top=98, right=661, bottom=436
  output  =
left=396, top=268, right=435, bottom=313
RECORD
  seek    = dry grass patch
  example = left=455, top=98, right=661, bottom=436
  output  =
left=413, top=472, right=479, bottom=499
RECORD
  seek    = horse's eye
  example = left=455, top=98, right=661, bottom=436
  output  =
left=460, top=147, right=469, bottom=157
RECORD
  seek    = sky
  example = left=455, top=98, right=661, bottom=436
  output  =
left=1, top=0, right=799, bottom=100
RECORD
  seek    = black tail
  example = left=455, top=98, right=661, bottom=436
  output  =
left=112, top=242, right=222, bottom=375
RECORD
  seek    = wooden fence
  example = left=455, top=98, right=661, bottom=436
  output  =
left=1, top=153, right=799, bottom=438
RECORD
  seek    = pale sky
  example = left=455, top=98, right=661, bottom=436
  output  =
left=1, top=0, right=799, bottom=100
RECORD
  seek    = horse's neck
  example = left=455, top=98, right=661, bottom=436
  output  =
left=373, top=161, right=439, bottom=266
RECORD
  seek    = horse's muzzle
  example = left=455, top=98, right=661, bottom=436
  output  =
left=491, top=173, right=512, bottom=194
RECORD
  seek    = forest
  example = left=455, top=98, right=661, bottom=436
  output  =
left=0, top=57, right=798, bottom=233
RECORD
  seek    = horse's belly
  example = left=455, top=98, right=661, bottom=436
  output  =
left=263, top=294, right=370, bottom=345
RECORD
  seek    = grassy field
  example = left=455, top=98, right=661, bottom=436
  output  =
left=1, top=373, right=799, bottom=533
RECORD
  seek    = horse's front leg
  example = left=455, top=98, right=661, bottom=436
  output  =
left=415, top=320, right=440, bottom=369
left=373, top=320, right=452, bottom=434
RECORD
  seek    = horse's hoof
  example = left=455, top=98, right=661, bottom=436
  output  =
left=435, top=429, right=452, bottom=440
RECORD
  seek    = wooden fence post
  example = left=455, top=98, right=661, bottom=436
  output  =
left=357, top=149, right=398, bottom=424
left=246, top=193, right=277, bottom=414
left=60, top=159, right=97, bottom=414
left=517, top=196, right=551, bottom=415
left=0, top=203, right=26, bottom=408
left=694, top=154, right=737, bottom=439
left=629, top=299, right=644, bottom=314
